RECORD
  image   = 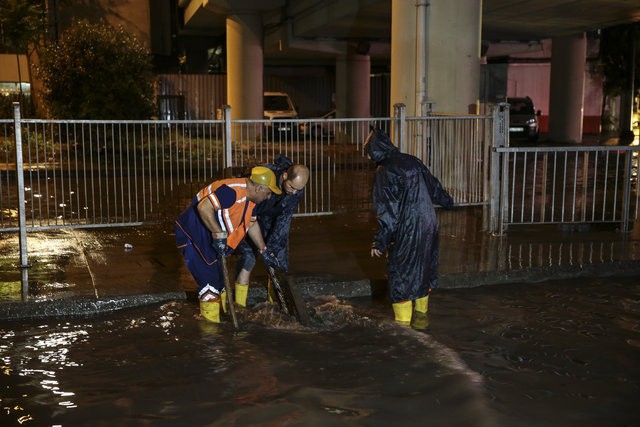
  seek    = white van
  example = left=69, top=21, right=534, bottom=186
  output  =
left=263, top=91, right=298, bottom=138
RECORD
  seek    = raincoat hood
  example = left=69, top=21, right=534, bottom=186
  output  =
left=364, top=128, right=398, bottom=164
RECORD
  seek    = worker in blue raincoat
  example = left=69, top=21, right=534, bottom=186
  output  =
left=364, top=127, right=453, bottom=326
left=234, top=155, right=310, bottom=306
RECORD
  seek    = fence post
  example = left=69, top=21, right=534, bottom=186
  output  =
left=393, top=103, right=406, bottom=151
left=223, top=105, right=232, bottom=174
left=620, top=149, right=632, bottom=232
left=13, top=102, right=30, bottom=300
left=425, top=101, right=434, bottom=115
left=489, top=103, right=509, bottom=234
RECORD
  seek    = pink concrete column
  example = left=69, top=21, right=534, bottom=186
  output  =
left=548, top=33, right=587, bottom=143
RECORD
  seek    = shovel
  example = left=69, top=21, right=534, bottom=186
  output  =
left=220, top=256, right=239, bottom=329
left=266, top=265, right=311, bottom=326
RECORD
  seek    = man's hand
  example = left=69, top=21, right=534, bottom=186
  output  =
left=212, top=231, right=228, bottom=258
left=261, top=247, right=280, bottom=268
left=371, top=248, right=384, bottom=258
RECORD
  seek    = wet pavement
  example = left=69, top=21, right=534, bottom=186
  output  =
left=2, top=206, right=640, bottom=426
left=1, top=205, right=640, bottom=320
left=1, top=271, right=638, bottom=426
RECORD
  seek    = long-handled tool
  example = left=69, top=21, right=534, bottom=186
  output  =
left=220, top=256, right=239, bottom=329
left=266, top=265, right=311, bottom=326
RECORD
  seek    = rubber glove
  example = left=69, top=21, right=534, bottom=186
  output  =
left=211, top=231, right=228, bottom=258
left=260, top=247, right=280, bottom=268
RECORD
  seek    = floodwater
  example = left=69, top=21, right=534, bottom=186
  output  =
left=1, top=275, right=639, bottom=427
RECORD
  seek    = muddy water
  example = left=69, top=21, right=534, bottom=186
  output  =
left=1, top=276, right=639, bottom=426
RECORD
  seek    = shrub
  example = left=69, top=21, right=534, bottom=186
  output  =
left=37, top=19, right=155, bottom=120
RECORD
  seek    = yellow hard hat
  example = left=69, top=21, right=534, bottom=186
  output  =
left=250, top=166, right=282, bottom=195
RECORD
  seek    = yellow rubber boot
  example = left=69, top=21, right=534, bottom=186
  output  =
left=412, top=312, right=429, bottom=330
left=199, top=300, right=221, bottom=323
left=235, top=284, right=249, bottom=307
left=267, top=278, right=276, bottom=303
left=414, top=295, right=429, bottom=314
left=220, top=290, right=227, bottom=313
left=392, top=301, right=412, bottom=325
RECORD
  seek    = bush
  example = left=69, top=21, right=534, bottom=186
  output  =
left=0, top=96, right=14, bottom=118
left=37, top=19, right=155, bottom=120
left=0, top=94, right=34, bottom=119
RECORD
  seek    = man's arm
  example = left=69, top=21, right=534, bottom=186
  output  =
left=248, top=219, right=280, bottom=268
left=372, top=172, right=400, bottom=252
left=247, top=219, right=267, bottom=251
left=196, top=198, right=224, bottom=234
left=264, top=192, right=302, bottom=252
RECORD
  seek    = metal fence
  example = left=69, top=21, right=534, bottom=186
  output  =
left=7, top=100, right=637, bottom=236
left=490, top=145, right=640, bottom=234
left=1, top=103, right=492, bottom=232
left=404, top=115, right=490, bottom=206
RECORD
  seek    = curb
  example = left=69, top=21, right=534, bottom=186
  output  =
left=0, top=292, right=187, bottom=322
left=2, top=261, right=639, bottom=321
left=439, top=260, right=640, bottom=289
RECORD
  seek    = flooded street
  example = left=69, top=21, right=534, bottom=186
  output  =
left=2, top=275, right=638, bottom=426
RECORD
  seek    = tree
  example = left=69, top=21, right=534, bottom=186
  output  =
left=598, top=23, right=640, bottom=133
left=0, top=0, right=44, bottom=114
left=37, top=19, right=155, bottom=119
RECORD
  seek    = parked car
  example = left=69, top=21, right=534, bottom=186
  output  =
left=263, top=91, right=298, bottom=138
left=300, top=109, right=336, bottom=137
left=507, top=96, right=540, bottom=142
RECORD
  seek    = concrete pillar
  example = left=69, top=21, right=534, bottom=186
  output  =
left=390, top=0, right=481, bottom=115
left=427, top=0, right=481, bottom=114
left=336, top=46, right=370, bottom=118
left=390, top=0, right=418, bottom=115
left=347, top=48, right=370, bottom=118
left=548, top=33, right=587, bottom=143
left=226, top=12, right=263, bottom=120
left=335, top=56, right=347, bottom=118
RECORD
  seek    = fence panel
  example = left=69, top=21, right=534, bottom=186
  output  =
left=226, top=117, right=388, bottom=215
left=0, top=119, right=230, bottom=230
left=494, top=145, right=639, bottom=231
left=1, top=111, right=492, bottom=231
left=405, top=114, right=491, bottom=206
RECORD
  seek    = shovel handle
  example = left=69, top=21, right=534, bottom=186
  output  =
left=220, top=256, right=238, bottom=329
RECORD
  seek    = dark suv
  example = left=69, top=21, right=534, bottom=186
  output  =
left=507, top=97, right=540, bottom=142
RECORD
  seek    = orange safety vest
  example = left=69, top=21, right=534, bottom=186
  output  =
left=196, top=178, right=256, bottom=249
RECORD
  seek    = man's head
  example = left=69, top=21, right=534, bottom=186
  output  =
left=280, top=164, right=310, bottom=195
left=363, top=127, right=397, bottom=164
left=248, top=166, right=281, bottom=203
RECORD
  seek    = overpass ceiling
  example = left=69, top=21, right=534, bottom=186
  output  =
left=283, top=0, right=640, bottom=41
left=180, top=0, right=640, bottom=50
left=483, top=0, right=640, bottom=40
left=284, top=0, right=392, bottom=41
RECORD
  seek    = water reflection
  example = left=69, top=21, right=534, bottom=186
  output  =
left=1, top=276, right=638, bottom=426
left=1, top=324, right=90, bottom=421
left=1, top=209, right=639, bottom=306
left=436, top=207, right=640, bottom=275
left=1, top=297, right=496, bottom=426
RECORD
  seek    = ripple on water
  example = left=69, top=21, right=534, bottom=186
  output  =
left=2, top=278, right=639, bottom=426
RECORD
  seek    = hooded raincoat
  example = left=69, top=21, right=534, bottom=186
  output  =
left=364, top=128, right=453, bottom=303
left=236, top=155, right=303, bottom=272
